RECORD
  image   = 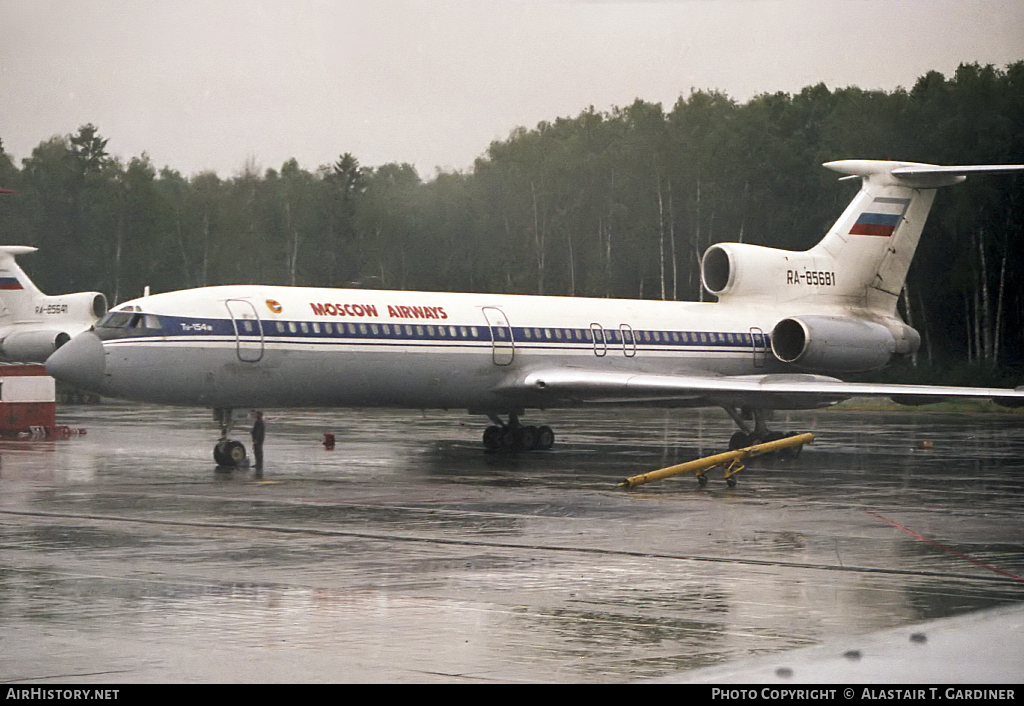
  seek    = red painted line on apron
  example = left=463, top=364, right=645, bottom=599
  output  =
left=866, top=511, right=1024, bottom=583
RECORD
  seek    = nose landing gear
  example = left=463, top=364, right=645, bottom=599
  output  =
left=213, top=408, right=249, bottom=467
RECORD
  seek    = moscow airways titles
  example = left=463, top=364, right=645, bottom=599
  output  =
left=309, top=302, right=448, bottom=320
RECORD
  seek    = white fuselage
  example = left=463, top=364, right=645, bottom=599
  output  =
left=55, top=284, right=808, bottom=413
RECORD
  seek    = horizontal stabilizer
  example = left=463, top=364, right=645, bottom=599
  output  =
left=824, top=160, right=1024, bottom=189
left=0, top=246, right=39, bottom=258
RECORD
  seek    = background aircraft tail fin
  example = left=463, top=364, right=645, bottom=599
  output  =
left=0, top=246, right=44, bottom=305
left=0, top=247, right=109, bottom=362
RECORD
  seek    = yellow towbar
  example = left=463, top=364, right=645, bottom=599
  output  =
left=618, top=433, right=815, bottom=489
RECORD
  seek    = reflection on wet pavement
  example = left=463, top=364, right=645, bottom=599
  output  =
left=1, top=403, right=1022, bottom=682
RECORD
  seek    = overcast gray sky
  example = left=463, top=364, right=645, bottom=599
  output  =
left=2, top=0, right=1022, bottom=178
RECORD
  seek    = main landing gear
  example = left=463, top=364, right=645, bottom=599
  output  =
left=722, top=406, right=804, bottom=459
left=482, top=412, right=555, bottom=452
left=213, top=408, right=248, bottom=467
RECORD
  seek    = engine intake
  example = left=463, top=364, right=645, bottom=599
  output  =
left=701, top=245, right=733, bottom=294
left=771, top=315, right=919, bottom=373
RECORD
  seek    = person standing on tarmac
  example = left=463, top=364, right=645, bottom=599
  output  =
left=251, top=411, right=266, bottom=469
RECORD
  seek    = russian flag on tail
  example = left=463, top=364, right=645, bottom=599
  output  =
left=849, top=197, right=910, bottom=237
left=0, top=277, right=23, bottom=290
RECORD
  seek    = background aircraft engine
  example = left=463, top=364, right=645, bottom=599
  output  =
left=1, top=330, right=72, bottom=362
left=771, top=315, right=919, bottom=373
left=58, top=292, right=109, bottom=320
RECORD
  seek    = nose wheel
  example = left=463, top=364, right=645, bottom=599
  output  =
left=213, top=408, right=249, bottom=467
left=214, top=439, right=248, bottom=466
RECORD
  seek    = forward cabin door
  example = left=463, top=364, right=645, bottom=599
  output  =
left=225, top=299, right=265, bottom=363
left=482, top=307, right=514, bottom=366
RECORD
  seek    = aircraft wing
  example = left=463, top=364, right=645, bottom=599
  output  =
left=499, top=369, right=1024, bottom=409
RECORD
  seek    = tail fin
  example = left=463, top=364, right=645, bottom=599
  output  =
left=702, top=160, right=1024, bottom=313
left=0, top=246, right=44, bottom=308
left=813, top=160, right=1024, bottom=313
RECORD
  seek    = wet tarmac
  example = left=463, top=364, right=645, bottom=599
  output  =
left=1, top=403, right=1022, bottom=683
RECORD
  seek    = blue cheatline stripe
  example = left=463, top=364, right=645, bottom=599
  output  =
left=101, top=314, right=769, bottom=353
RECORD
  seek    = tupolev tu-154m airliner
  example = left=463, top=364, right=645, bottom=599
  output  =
left=46, top=159, right=1024, bottom=466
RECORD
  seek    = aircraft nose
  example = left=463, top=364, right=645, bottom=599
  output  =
left=46, top=331, right=106, bottom=392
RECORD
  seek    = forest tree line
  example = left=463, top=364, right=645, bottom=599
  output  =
left=1, top=62, right=1022, bottom=381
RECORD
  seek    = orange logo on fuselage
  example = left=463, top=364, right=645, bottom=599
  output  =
left=266, top=299, right=283, bottom=314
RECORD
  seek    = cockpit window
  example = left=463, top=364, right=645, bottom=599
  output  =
left=97, top=311, right=162, bottom=330
left=130, top=313, right=162, bottom=329
left=98, top=312, right=133, bottom=328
